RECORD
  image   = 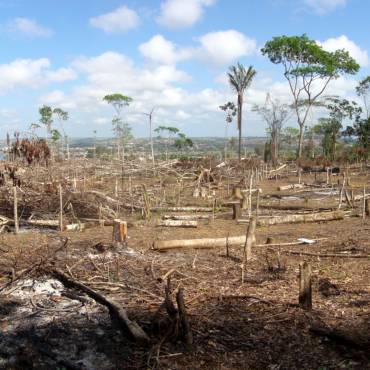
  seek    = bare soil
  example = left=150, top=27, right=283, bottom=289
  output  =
left=0, top=160, right=369, bottom=370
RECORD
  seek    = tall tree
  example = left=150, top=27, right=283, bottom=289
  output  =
left=154, top=125, right=179, bottom=161
left=103, top=93, right=133, bottom=159
left=228, top=63, right=257, bottom=161
left=53, top=108, right=69, bottom=159
left=219, top=101, right=237, bottom=161
left=252, top=94, right=291, bottom=165
left=321, top=97, right=362, bottom=159
left=39, top=105, right=53, bottom=136
left=261, top=34, right=360, bottom=159
left=356, top=76, right=370, bottom=119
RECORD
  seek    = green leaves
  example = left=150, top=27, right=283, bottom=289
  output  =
left=103, top=93, right=133, bottom=114
left=174, top=133, right=193, bottom=150
left=261, top=34, right=360, bottom=79
left=39, top=105, right=53, bottom=127
left=154, top=126, right=180, bottom=135
left=219, top=102, right=237, bottom=123
left=228, top=63, right=257, bottom=95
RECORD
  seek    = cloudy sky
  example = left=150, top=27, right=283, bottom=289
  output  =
left=0, top=0, right=369, bottom=138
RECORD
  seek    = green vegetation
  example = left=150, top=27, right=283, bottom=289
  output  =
left=261, top=34, right=360, bottom=158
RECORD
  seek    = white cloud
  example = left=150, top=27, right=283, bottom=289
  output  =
left=0, top=58, right=77, bottom=94
left=304, top=0, right=346, bottom=15
left=139, top=35, right=193, bottom=65
left=40, top=90, right=77, bottom=109
left=319, top=35, right=369, bottom=67
left=139, top=30, right=257, bottom=67
left=89, top=6, right=140, bottom=33
left=197, top=30, right=257, bottom=66
left=7, top=17, right=53, bottom=38
left=46, top=68, right=77, bottom=82
left=157, top=0, right=216, bottom=29
left=0, top=58, right=50, bottom=92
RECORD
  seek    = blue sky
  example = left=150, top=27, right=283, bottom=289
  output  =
left=0, top=0, right=369, bottom=138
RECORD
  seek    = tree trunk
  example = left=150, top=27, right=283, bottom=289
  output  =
left=238, top=94, right=243, bottom=161
left=297, top=123, right=304, bottom=159
left=149, top=115, right=155, bottom=167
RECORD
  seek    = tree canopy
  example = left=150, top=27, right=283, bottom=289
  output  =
left=261, top=34, right=360, bottom=158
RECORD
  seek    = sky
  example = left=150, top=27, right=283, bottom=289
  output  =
left=0, top=0, right=369, bottom=138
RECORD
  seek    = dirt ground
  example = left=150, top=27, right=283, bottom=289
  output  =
left=0, top=162, right=369, bottom=369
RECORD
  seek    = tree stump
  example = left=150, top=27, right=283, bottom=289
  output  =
left=231, top=201, right=241, bottom=220
left=299, top=261, right=312, bottom=310
left=112, top=219, right=127, bottom=244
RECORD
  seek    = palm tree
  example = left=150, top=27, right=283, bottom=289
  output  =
left=228, top=63, right=257, bottom=161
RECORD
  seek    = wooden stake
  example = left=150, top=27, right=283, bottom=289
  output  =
left=59, top=184, right=63, bottom=232
left=299, top=261, right=312, bottom=310
left=248, top=174, right=253, bottom=218
left=363, top=186, right=367, bottom=219
left=241, top=216, right=256, bottom=284
left=255, top=189, right=260, bottom=223
left=13, top=186, right=19, bottom=234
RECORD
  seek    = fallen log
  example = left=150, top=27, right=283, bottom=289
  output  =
left=152, top=206, right=213, bottom=212
left=257, top=210, right=345, bottom=226
left=282, top=250, right=370, bottom=258
left=152, top=235, right=331, bottom=251
left=49, top=268, right=150, bottom=345
left=259, top=204, right=335, bottom=211
left=153, top=235, right=248, bottom=250
left=157, top=220, right=198, bottom=228
left=162, top=214, right=210, bottom=220
left=278, top=183, right=305, bottom=191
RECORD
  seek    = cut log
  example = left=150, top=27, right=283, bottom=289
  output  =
left=157, top=220, right=197, bottom=228
left=257, top=210, right=345, bottom=226
left=259, top=204, right=335, bottom=211
left=162, top=214, right=209, bottom=220
left=153, top=235, right=248, bottom=250
left=49, top=268, right=150, bottom=345
left=278, top=183, right=305, bottom=191
left=25, top=219, right=60, bottom=227
left=152, top=206, right=213, bottom=212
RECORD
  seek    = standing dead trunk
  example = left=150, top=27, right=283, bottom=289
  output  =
left=13, top=186, right=19, bottom=234
left=176, top=288, right=193, bottom=346
left=241, top=217, right=256, bottom=283
left=59, top=184, right=63, bottom=232
left=299, top=262, right=312, bottom=310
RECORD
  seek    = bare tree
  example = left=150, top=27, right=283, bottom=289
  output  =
left=253, top=93, right=291, bottom=164
left=142, top=107, right=155, bottom=166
